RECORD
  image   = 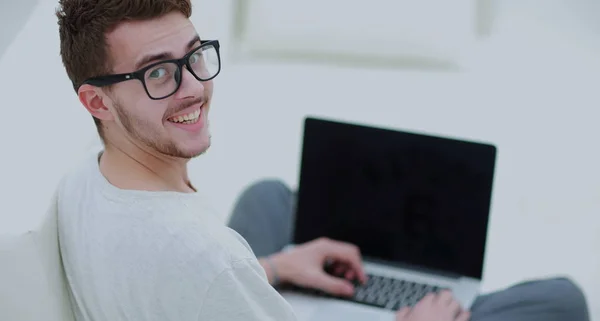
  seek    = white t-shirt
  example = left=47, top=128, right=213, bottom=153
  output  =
left=57, top=152, right=297, bottom=321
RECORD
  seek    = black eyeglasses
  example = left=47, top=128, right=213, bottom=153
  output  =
left=80, top=40, right=221, bottom=100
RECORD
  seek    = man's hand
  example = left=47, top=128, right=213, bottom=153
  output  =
left=395, top=291, right=471, bottom=321
left=267, top=237, right=368, bottom=296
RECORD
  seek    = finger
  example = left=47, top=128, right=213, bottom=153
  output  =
left=413, top=293, right=436, bottom=310
left=414, top=292, right=435, bottom=309
left=333, top=265, right=345, bottom=276
left=447, top=299, right=463, bottom=318
left=345, top=269, right=355, bottom=280
left=319, top=239, right=367, bottom=282
left=309, top=272, right=355, bottom=297
left=395, top=307, right=411, bottom=321
left=329, top=262, right=353, bottom=280
left=435, top=290, right=454, bottom=305
left=332, top=263, right=359, bottom=283
left=455, top=311, right=471, bottom=321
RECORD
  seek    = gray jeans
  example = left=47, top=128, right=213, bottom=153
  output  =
left=227, top=179, right=590, bottom=321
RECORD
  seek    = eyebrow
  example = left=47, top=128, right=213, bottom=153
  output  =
left=133, top=35, right=202, bottom=70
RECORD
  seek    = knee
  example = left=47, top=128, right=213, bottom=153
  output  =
left=238, top=179, right=291, bottom=202
left=233, top=179, right=294, bottom=213
left=229, top=178, right=295, bottom=230
left=539, top=277, right=589, bottom=317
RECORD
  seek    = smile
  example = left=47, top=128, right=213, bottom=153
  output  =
left=167, top=108, right=201, bottom=124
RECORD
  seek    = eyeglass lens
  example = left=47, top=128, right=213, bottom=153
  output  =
left=142, top=44, right=219, bottom=99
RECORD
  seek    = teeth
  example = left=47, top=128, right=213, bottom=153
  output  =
left=169, top=109, right=201, bottom=123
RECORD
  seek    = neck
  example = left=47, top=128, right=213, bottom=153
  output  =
left=99, top=136, right=195, bottom=193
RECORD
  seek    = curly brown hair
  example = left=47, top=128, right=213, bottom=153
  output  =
left=55, top=0, right=192, bottom=139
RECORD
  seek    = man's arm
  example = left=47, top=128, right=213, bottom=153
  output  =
left=256, top=237, right=367, bottom=296
left=258, top=256, right=279, bottom=285
left=197, top=260, right=297, bottom=321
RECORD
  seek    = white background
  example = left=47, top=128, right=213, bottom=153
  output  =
left=0, top=0, right=599, bottom=319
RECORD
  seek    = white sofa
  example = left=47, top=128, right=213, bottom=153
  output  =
left=0, top=190, right=75, bottom=321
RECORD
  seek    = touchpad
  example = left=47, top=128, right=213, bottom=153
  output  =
left=308, top=300, right=393, bottom=321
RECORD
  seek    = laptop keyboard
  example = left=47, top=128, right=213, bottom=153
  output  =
left=283, top=273, right=446, bottom=311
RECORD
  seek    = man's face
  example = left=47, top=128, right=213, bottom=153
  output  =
left=103, top=11, right=213, bottom=159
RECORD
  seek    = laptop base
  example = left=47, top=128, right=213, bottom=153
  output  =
left=281, top=260, right=480, bottom=321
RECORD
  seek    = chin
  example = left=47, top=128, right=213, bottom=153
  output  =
left=189, top=145, right=211, bottom=158
left=182, top=137, right=212, bottom=159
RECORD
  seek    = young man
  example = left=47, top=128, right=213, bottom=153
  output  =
left=55, top=1, right=589, bottom=321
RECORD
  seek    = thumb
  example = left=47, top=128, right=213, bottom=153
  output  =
left=307, top=271, right=355, bottom=297
left=395, top=307, right=411, bottom=321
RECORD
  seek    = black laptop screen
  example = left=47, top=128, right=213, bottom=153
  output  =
left=293, top=117, right=496, bottom=280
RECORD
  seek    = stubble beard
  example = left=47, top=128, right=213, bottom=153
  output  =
left=114, top=102, right=211, bottom=159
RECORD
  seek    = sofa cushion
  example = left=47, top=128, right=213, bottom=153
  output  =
left=0, top=190, right=75, bottom=321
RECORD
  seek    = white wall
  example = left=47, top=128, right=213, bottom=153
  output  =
left=0, top=0, right=40, bottom=60
left=0, top=0, right=98, bottom=235
left=1, top=0, right=598, bottom=318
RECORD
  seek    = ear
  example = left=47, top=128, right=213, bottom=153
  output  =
left=77, top=84, right=115, bottom=121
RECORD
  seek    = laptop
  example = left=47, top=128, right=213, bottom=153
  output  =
left=279, top=117, right=497, bottom=321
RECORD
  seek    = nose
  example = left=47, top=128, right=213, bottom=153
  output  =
left=174, top=65, right=204, bottom=100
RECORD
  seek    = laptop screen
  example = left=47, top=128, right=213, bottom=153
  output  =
left=293, top=117, right=497, bottom=280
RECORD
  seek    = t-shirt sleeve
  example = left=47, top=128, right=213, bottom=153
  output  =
left=197, top=259, right=297, bottom=321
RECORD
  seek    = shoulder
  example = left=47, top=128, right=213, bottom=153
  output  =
left=56, top=151, right=107, bottom=236
left=56, top=150, right=109, bottom=213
